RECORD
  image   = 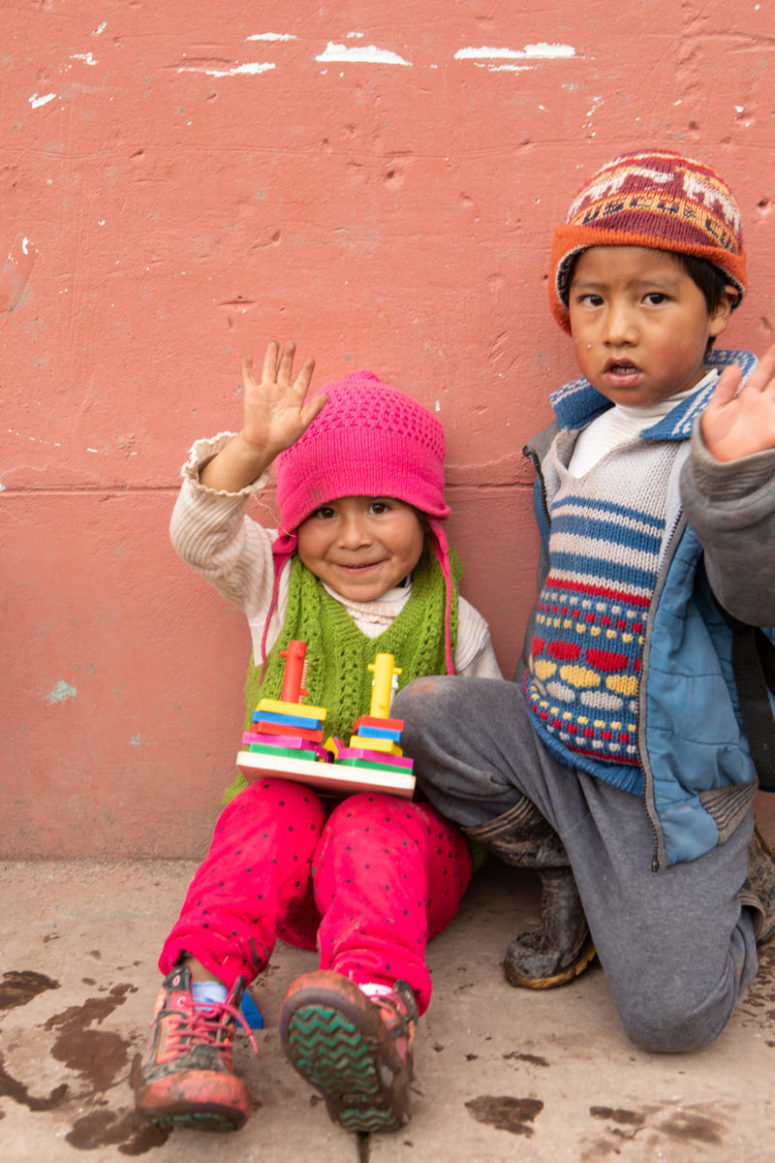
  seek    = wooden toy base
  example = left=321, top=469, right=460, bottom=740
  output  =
left=236, top=750, right=416, bottom=799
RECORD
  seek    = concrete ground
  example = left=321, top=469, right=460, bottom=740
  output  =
left=3, top=805, right=775, bottom=1163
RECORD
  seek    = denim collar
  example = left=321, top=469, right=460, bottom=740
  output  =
left=550, top=349, right=757, bottom=441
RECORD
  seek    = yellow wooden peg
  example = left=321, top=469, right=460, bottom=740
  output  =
left=367, top=653, right=402, bottom=719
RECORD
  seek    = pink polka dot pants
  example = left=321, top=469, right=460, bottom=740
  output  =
left=159, top=779, right=471, bottom=1014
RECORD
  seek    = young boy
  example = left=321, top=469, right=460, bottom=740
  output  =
left=393, top=150, right=775, bottom=1052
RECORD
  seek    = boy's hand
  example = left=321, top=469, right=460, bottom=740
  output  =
left=239, top=340, right=323, bottom=458
left=701, top=343, right=775, bottom=462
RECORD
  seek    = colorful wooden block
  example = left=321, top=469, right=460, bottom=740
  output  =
left=352, top=724, right=402, bottom=742
left=336, top=746, right=414, bottom=769
left=353, top=714, right=404, bottom=732
left=243, top=732, right=321, bottom=752
left=254, top=721, right=325, bottom=743
left=253, top=709, right=324, bottom=730
left=349, top=734, right=403, bottom=756
left=247, top=742, right=327, bottom=761
left=257, top=697, right=327, bottom=720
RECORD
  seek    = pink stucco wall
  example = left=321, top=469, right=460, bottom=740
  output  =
left=2, top=1, right=774, bottom=857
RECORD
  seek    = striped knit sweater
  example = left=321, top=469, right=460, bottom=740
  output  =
left=524, top=427, right=679, bottom=795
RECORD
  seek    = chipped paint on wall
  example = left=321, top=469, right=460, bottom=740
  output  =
left=44, top=681, right=77, bottom=705
left=315, top=42, right=412, bottom=66
left=455, top=43, right=577, bottom=69
left=29, top=93, right=57, bottom=108
left=177, top=61, right=275, bottom=77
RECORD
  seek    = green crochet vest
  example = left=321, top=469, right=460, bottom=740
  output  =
left=223, top=548, right=460, bottom=803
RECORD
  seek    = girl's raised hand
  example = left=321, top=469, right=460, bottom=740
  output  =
left=701, top=343, right=775, bottom=462
left=239, top=340, right=324, bottom=457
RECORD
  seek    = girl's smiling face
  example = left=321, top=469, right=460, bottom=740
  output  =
left=568, top=246, right=735, bottom=408
left=296, top=495, right=425, bottom=602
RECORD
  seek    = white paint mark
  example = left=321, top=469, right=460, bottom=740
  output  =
left=347, top=32, right=365, bottom=38
left=44, top=680, right=77, bottom=705
left=473, top=64, right=530, bottom=72
left=71, top=52, right=98, bottom=66
left=315, top=42, right=411, bottom=66
left=178, top=61, right=275, bottom=76
left=22, top=237, right=29, bottom=254
left=86, top=447, right=99, bottom=453
left=7, top=428, right=61, bottom=448
left=455, top=43, right=576, bottom=61
left=91, top=21, right=107, bottom=35
left=29, top=93, right=57, bottom=108
left=246, top=32, right=296, bottom=41
left=435, top=399, right=441, bottom=412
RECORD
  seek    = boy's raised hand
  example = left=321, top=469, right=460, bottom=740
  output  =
left=701, top=342, right=775, bottom=462
left=240, top=340, right=324, bottom=457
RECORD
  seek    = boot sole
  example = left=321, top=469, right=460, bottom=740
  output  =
left=280, top=985, right=411, bottom=1132
left=504, top=939, right=597, bottom=990
left=135, top=1071, right=250, bottom=1132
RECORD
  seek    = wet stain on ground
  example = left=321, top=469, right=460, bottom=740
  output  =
left=0, top=970, right=60, bottom=1012
left=0, top=1050, right=69, bottom=1112
left=43, top=983, right=136, bottom=1035
left=51, top=1027, right=130, bottom=1091
left=582, top=1100, right=727, bottom=1157
left=466, top=1094, right=544, bottom=1136
left=590, top=1105, right=645, bottom=1127
left=66, top=1108, right=170, bottom=1154
left=41, top=985, right=139, bottom=1103
left=658, top=1106, right=724, bottom=1145
left=503, top=1050, right=550, bottom=1067
left=0, top=974, right=166, bottom=1154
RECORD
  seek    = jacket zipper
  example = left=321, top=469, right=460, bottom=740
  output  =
left=640, top=511, right=686, bottom=872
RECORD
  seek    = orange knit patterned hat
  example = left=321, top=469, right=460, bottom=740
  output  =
left=549, top=150, right=747, bottom=333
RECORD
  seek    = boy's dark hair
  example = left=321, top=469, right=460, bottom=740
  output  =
left=673, top=254, right=730, bottom=314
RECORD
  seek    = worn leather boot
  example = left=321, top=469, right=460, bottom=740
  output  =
left=740, top=827, right=775, bottom=944
left=465, top=797, right=596, bottom=989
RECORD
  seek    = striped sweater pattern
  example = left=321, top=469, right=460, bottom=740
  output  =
left=524, top=434, right=680, bottom=794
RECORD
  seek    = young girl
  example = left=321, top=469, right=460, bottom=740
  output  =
left=134, top=341, right=501, bottom=1135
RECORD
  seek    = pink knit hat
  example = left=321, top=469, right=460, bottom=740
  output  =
left=549, top=150, right=747, bottom=333
left=261, top=371, right=456, bottom=674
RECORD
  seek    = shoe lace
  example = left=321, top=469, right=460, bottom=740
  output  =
left=168, top=996, right=259, bottom=1057
left=371, top=988, right=417, bottom=1049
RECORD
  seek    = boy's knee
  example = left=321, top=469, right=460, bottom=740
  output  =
left=393, top=675, right=458, bottom=721
left=619, top=995, right=730, bottom=1054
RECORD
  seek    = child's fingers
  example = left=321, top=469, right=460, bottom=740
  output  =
left=301, top=391, right=327, bottom=428
left=709, top=363, right=741, bottom=409
left=276, top=341, right=297, bottom=388
left=260, top=340, right=280, bottom=384
left=746, top=341, right=775, bottom=394
left=293, top=356, right=316, bottom=399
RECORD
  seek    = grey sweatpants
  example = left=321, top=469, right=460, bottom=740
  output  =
left=393, top=674, right=759, bottom=1053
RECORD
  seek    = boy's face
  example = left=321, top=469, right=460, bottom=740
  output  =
left=568, top=246, right=735, bottom=408
left=297, top=495, right=425, bottom=603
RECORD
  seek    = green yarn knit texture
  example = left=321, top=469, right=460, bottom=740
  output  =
left=223, top=547, right=460, bottom=803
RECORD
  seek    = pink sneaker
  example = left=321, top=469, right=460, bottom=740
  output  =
left=279, top=970, right=417, bottom=1133
left=134, top=964, right=257, bottom=1132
